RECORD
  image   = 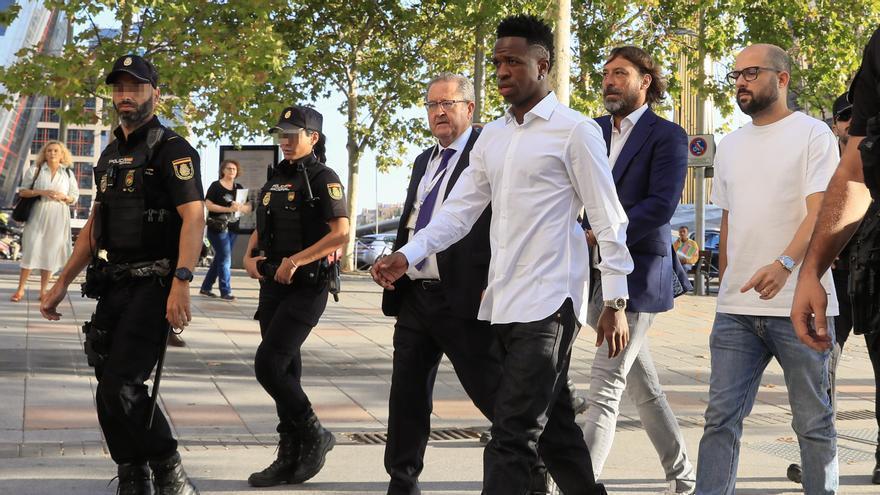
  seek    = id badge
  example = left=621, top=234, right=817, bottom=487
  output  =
left=406, top=206, right=419, bottom=230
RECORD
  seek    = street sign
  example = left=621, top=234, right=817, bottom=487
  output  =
left=687, top=134, right=715, bottom=167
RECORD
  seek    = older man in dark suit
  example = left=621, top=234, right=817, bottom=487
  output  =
left=580, top=46, right=696, bottom=495
left=381, top=73, right=542, bottom=495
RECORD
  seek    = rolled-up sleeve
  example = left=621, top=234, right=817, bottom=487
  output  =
left=565, top=120, right=633, bottom=299
left=66, top=168, right=80, bottom=203
left=397, top=144, right=492, bottom=267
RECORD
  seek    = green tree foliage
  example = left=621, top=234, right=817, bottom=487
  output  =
left=0, top=0, right=296, bottom=143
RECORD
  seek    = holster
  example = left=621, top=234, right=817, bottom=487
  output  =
left=82, top=316, right=112, bottom=368
left=81, top=260, right=113, bottom=299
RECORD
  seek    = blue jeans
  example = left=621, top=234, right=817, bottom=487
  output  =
left=696, top=313, right=837, bottom=495
left=201, top=229, right=236, bottom=296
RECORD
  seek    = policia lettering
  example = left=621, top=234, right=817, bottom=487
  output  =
left=79, top=55, right=203, bottom=495
left=246, top=105, right=349, bottom=488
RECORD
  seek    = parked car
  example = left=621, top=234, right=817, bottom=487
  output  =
left=356, top=233, right=396, bottom=269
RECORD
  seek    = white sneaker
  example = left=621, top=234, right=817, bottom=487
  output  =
left=659, top=480, right=696, bottom=495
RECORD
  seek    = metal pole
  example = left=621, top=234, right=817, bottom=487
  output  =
left=694, top=8, right=708, bottom=296
left=374, top=163, right=379, bottom=235
left=694, top=166, right=706, bottom=295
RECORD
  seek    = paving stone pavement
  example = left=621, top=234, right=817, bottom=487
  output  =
left=0, top=260, right=877, bottom=494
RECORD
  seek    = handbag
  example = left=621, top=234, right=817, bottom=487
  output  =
left=205, top=215, right=229, bottom=233
left=11, top=166, right=42, bottom=222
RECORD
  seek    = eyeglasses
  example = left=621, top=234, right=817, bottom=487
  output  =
left=835, top=109, right=852, bottom=122
left=424, top=100, right=469, bottom=112
left=725, top=66, right=782, bottom=85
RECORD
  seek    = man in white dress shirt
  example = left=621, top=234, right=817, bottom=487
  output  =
left=372, top=15, right=632, bottom=495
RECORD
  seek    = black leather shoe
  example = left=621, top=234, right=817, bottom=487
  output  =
left=149, top=452, right=199, bottom=495
left=248, top=431, right=300, bottom=487
left=167, top=333, right=186, bottom=348
left=116, top=463, right=152, bottom=495
left=872, top=461, right=880, bottom=484
left=786, top=463, right=802, bottom=484
left=291, top=415, right=335, bottom=483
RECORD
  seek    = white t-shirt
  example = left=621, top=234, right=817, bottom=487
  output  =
left=711, top=111, right=839, bottom=317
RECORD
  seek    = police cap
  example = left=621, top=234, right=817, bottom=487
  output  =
left=105, top=55, right=159, bottom=88
left=833, top=93, right=852, bottom=121
left=269, top=105, right=323, bottom=134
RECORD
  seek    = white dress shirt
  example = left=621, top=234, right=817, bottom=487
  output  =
left=398, top=92, right=633, bottom=325
left=608, top=103, right=649, bottom=168
left=405, top=127, right=473, bottom=280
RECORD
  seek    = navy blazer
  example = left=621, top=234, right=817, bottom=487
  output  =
left=381, top=127, right=491, bottom=320
left=585, top=108, right=688, bottom=313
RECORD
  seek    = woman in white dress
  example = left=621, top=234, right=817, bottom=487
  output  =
left=11, top=141, right=79, bottom=302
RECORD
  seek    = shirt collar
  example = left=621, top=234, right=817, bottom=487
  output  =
left=504, top=91, right=559, bottom=125
left=436, top=126, right=473, bottom=157
left=113, top=115, right=162, bottom=146
left=613, top=103, right=649, bottom=133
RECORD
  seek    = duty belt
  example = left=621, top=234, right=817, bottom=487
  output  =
left=105, top=258, right=172, bottom=279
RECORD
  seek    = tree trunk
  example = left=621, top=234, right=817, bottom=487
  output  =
left=473, top=17, right=485, bottom=123
left=342, top=76, right=360, bottom=272
left=551, top=0, right=571, bottom=106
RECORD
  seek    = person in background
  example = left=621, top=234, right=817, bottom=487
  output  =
left=673, top=226, right=700, bottom=271
left=200, top=158, right=246, bottom=301
left=11, top=140, right=79, bottom=302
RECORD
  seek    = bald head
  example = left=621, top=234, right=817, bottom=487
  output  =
left=738, top=44, right=791, bottom=75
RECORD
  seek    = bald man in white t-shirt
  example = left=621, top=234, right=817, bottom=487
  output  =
left=695, top=44, right=839, bottom=495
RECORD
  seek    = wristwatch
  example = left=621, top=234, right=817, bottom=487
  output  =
left=173, top=267, right=194, bottom=282
left=603, top=297, right=627, bottom=311
left=776, top=255, right=796, bottom=272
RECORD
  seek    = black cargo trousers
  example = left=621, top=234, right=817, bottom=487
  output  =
left=86, top=274, right=177, bottom=464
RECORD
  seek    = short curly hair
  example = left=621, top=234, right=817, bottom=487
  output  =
left=496, top=14, right=554, bottom=69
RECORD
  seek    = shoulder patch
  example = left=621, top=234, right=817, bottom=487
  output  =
left=172, top=157, right=195, bottom=180
left=327, top=183, right=343, bottom=200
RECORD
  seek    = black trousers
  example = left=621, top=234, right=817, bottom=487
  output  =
left=255, top=280, right=328, bottom=429
left=92, top=276, right=177, bottom=465
left=833, top=268, right=880, bottom=459
left=484, top=299, right=605, bottom=495
left=385, top=282, right=502, bottom=494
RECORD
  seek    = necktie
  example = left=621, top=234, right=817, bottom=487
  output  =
left=414, top=147, right=456, bottom=270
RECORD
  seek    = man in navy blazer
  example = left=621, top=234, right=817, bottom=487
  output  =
left=580, top=46, right=696, bottom=494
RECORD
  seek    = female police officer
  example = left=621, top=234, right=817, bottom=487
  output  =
left=243, top=105, right=349, bottom=487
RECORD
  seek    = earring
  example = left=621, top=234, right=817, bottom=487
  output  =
left=538, top=74, right=545, bottom=80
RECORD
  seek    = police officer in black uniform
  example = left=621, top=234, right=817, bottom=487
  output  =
left=792, top=28, right=880, bottom=484
left=243, top=105, right=349, bottom=487
left=41, top=55, right=203, bottom=495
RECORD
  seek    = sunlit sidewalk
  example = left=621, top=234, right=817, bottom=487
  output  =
left=0, top=260, right=876, bottom=494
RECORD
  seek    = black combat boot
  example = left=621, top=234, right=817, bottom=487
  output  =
left=873, top=442, right=880, bottom=484
left=290, top=414, right=336, bottom=484
left=116, top=463, right=152, bottom=495
left=149, top=452, right=199, bottom=495
left=247, top=431, right=300, bottom=487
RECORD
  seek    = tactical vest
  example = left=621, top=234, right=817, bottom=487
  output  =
left=255, top=158, right=331, bottom=279
left=93, top=127, right=180, bottom=262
